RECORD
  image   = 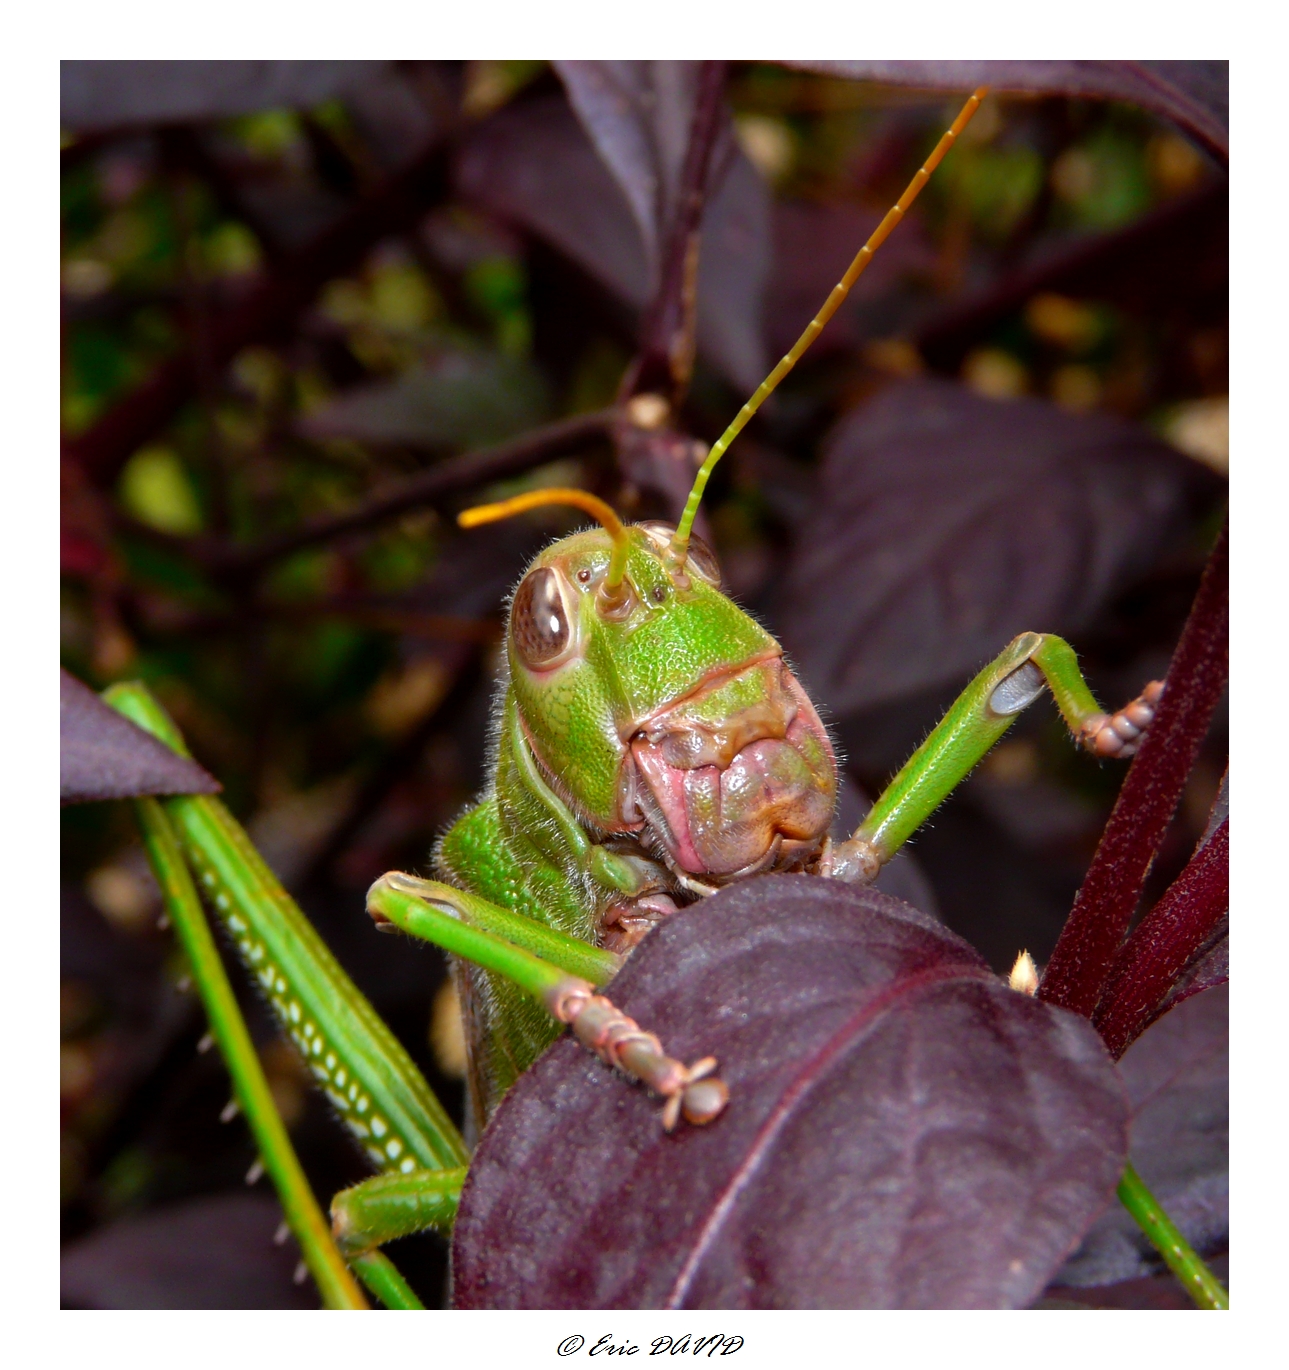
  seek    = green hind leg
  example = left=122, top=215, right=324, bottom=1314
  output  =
left=824, top=632, right=1163, bottom=883
left=130, top=792, right=367, bottom=1308
left=105, top=683, right=472, bottom=1308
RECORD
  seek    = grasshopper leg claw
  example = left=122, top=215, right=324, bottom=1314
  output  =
left=547, top=979, right=729, bottom=1129
left=1079, top=680, right=1164, bottom=759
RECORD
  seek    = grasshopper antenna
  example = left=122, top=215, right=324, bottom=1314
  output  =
left=459, top=487, right=633, bottom=614
left=666, top=86, right=990, bottom=578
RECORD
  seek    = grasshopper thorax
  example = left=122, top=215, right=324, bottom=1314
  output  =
left=505, top=521, right=838, bottom=892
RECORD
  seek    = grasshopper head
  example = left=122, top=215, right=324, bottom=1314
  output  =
left=502, top=517, right=837, bottom=886
left=461, top=87, right=996, bottom=890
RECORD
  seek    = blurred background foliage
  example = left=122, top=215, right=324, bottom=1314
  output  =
left=60, top=60, right=1226, bottom=1308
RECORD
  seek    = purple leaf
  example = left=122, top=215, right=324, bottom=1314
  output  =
left=452, top=876, right=1127, bottom=1309
left=1041, top=1265, right=1223, bottom=1309
left=785, top=62, right=1228, bottom=163
left=61, top=60, right=390, bottom=133
left=767, top=199, right=934, bottom=361
left=456, top=94, right=769, bottom=391
left=297, top=349, right=549, bottom=451
left=457, top=96, right=644, bottom=304
left=61, top=883, right=192, bottom=1117
left=555, top=61, right=707, bottom=277
left=1054, top=985, right=1226, bottom=1290
left=1155, top=933, right=1227, bottom=1021
left=778, top=379, right=1202, bottom=715
left=61, top=1193, right=316, bottom=1308
left=615, top=421, right=711, bottom=525
left=61, top=670, right=220, bottom=805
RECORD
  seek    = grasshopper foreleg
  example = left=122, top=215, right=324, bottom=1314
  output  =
left=368, top=874, right=728, bottom=1129
left=823, top=633, right=1165, bottom=884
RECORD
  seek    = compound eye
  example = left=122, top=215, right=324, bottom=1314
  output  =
left=511, top=567, right=573, bottom=668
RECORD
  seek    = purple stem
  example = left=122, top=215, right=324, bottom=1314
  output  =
left=1092, top=819, right=1228, bottom=1058
left=1039, top=520, right=1227, bottom=1018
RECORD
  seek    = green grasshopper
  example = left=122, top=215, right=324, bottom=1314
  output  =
left=103, top=87, right=1223, bottom=1310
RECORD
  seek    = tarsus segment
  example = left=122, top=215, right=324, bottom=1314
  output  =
left=105, top=683, right=469, bottom=1181
left=130, top=795, right=367, bottom=1309
left=369, top=874, right=727, bottom=1128
left=826, top=633, right=1163, bottom=882
left=668, top=86, right=989, bottom=565
left=549, top=981, right=728, bottom=1131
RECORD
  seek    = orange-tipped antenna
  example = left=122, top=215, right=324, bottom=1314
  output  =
left=667, top=86, right=990, bottom=573
left=458, top=487, right=632, bottom=598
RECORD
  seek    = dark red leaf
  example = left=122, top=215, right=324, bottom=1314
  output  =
left=61, top=670, right=220, bottom=805
left=1155, top=933, right=1227, bottom=1022
left=456, top=95, right=770, bottom=391
left=786, top=62, right=1228, bottom=163
left=452, top=876, right=1127, bottom=1309
left=457, top=96, right=643, bottom=301
left=589, top=61, right=728, bottom=406
left=60, top=528, right=108, bottom=578
left=61, top=60, right=390, bottom=133
left=614, top=421, right=711, bottom=525
left=61, top=1193, right=315, bottom=1308
left=777, top=378, right=1202, bottom=715
left=1055, top=985, right=1226, bottom=1290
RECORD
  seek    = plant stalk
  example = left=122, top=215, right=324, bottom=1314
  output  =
left=1117, top=1163, right=1228, bottom=1310
left=350, top=1251, right=426, bottom=1310
left=1040, top=520, right=1228, bottom=1017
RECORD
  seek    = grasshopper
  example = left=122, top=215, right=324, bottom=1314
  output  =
left=103, top=87, right=1216, bottom=1309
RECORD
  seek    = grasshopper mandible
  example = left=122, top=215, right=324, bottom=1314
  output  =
left=106, top=87, right=1174, bottom=1307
